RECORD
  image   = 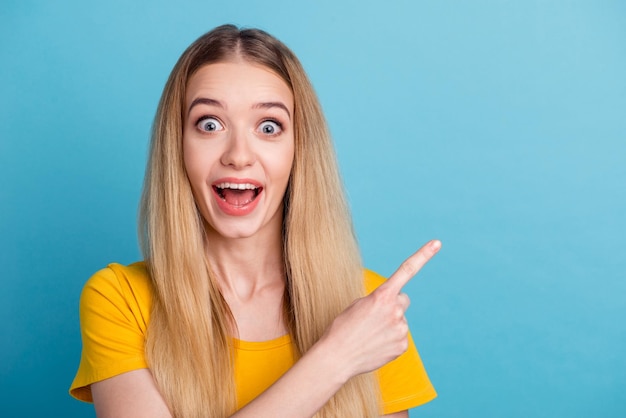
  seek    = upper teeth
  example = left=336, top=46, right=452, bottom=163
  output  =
left=215, top=182, right=258, bottom=190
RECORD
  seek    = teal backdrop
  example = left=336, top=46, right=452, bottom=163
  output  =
left=1, top=1, right=624, bottom=416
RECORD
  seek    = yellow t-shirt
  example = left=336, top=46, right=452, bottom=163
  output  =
left=69, top=262, right=436, bottom=414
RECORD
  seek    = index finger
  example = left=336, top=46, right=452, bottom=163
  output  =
left=379, top=239, right=442, bottom=294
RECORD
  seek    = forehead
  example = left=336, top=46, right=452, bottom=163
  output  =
left=185, top=61, right=294, bottom=111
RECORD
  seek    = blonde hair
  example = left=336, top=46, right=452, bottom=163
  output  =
left=139, top=25, right=380, bottom=417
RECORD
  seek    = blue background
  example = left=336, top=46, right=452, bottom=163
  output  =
left=1, top=1, right=624, bottom=416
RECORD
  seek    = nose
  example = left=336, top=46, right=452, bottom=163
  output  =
left=220, top=129, right=256, bottom=169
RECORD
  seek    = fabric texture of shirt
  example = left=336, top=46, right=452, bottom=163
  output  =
left=69, top=262, right=436, bottom=414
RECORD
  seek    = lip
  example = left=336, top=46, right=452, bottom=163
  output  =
left=211, top=177, right=263, bottom=216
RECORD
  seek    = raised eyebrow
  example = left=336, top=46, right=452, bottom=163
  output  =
left=188, top=97, right=223, bottom=116
left=253, top=102, right=291, bottom=120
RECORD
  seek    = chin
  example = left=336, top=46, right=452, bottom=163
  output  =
left=206, top=220, right=268, bottom=240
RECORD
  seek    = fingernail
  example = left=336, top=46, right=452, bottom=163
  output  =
left=431, top=240, right=442, bottom=251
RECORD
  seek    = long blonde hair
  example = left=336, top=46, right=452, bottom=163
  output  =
left=139, top=25, right=380, bottom=417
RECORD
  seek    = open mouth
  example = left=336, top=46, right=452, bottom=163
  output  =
left=213, top=182, right=262, bottom=207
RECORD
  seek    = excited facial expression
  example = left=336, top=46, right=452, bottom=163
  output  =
left=183, top=61, right=295, bottom=241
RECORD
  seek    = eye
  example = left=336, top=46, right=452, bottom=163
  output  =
left=258, top=120, right=282, bottom=136
left=196, top=117, right=224, bottom=132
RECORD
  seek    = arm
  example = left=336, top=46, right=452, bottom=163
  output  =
left=91, top=370, right=170, bottom=418
left=92, top=369, right=407, bottom=418
left=91, top=242, right=440, bottom=417
left=91, top=353, right=411, bottom=418
left=90, top=336, right=373, bottom=418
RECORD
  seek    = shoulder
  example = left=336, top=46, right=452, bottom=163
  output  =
left=363, top=269, right=437, bottom=411
left=362, top=271, right=437, bottom=412
left=79, top=261, right=153, bottom=331
left=363, top=268, right=387, bottom=295
left=71, top=262, right=153, bottom=402
left=84, top=261, right=151, bottom=289
left=82, top=262, right=152, bottom=305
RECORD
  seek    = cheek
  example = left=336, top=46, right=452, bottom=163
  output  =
left=274, top=146, right=295, bottom=185
left=182, top=140, right=207, bottom=190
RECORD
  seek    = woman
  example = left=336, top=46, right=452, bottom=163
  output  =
left=70, top=24, right=440, bottom=417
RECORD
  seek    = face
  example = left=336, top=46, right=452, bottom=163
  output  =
left=183, top=61, right=295, bottom=241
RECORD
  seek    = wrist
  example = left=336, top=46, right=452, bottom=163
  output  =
left=309, top=332, right=353, bottom=387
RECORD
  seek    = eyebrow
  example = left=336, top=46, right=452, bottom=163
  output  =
left=253, top=102, right=291, bottom=120
left=188, top=98, right=223, bottom=115
left=187, top=97, right=291, bottom=120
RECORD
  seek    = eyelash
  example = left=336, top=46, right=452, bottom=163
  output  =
left=259, top=119, right=283, bottom=135
left=195, top=115, right=223, bottom=131
left=193, top=116, right=284, bottom=135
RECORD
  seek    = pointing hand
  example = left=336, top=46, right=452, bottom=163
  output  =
left=319, top=240, right=442, bottom=379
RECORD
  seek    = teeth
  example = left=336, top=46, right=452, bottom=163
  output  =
left=215, top=182, right=258, bottom=190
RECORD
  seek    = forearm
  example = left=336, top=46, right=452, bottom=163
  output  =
left=231, top=339, right=348, bottom=418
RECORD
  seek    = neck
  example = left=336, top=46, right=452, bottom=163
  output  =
left=205, top=223, right=285, bottom=300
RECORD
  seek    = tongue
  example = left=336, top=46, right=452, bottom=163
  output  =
left=222, top=189, right=256, bottom=206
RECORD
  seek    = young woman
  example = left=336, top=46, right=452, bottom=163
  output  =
left=70, top=24, right=440, bottom=417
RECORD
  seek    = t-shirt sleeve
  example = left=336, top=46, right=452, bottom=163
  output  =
left=69, top=263, right=151, bottom=402
left=364, top=269, right=437, bottom=414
